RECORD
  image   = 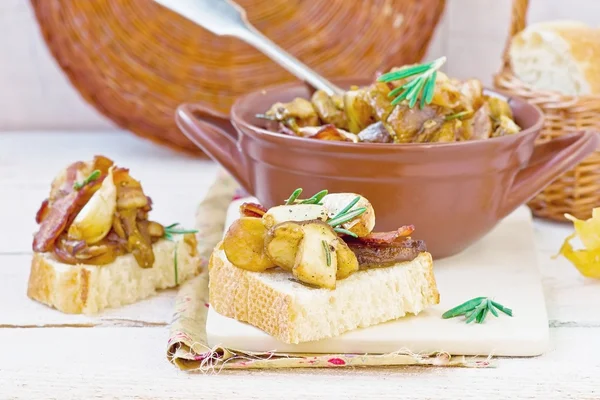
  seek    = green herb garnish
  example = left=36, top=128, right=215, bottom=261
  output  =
left=73, top=169, right=101, bottom=190
left=442, top=297, right=513, bottom=324
left=322, top=240, right=331, bottom=266
left=378, top=56, right=447, bottom=108
left=327, top=207, right=367, bottom=228
left=285, top=188, right=303, bottom=205
left=285, top=188, right=328, bottom=205
left=163, top=223, right=198, bottom=285
left=299, top=190, right=328, bottom=205
left=445, top=111, right=472, bottom=121
left=333, top=227, right=358, bottom=238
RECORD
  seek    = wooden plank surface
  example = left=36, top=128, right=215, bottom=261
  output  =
left=1, top=132, right=600, bottom=399
left=1, top=327, right=599, bottom=399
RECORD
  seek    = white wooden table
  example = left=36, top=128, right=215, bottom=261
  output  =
left=1, top=132, right=599, bottom=399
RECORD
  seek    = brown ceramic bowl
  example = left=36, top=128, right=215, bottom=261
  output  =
left=176, top=78, right=599, bottom=259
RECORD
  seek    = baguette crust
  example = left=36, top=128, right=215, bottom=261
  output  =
left=209, top=242, right=439, bottom=344
left=28, top=236, right=201, bottom=314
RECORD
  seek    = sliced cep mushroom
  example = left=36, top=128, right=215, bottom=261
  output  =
left=223, top=217, right=276, bottom=272
left=321, top=193, right=375, bottom=237
left=292, top=221, right=338, bottom=289
left=262, top=204, right=328, bottom=230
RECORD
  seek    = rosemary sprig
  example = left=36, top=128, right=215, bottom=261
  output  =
left=378, top=56, right=447, bottom=109
left=163, top=223, right=199, bottom=285
left=442, top=297, right=513, bottom=324
left=333, top=227, right=357, bottom=238
left=73, top=169, right=100, bottom=190
left=322, top=240, right=331, bottom=266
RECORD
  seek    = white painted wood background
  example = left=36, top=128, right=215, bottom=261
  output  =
left=1, top=132, right=600, bottom=399
left=1, top=0, right=600, bottom=131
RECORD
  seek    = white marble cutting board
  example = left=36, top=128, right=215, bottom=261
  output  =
left=206, top=200, right=550, bottom=357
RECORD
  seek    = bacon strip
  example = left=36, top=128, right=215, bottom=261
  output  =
left=33, top=190, right=89, bottom=252
left=32, top=178, right=104, bottom=253
left=355, top=225, right=415, bottom=245
left=35, top=199, right=50, bottom=224
left=240, top=202, right=267, bottom=218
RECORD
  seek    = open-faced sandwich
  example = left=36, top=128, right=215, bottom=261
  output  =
left=209, top=189, right=440, bottom=344
left=27, top=156, right=201, bottom=314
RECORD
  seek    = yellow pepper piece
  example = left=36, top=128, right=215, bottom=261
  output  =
left=556, top=210, right=600, bottom=279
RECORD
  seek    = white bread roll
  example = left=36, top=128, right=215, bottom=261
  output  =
left=509, top=21, right=600, bottom=95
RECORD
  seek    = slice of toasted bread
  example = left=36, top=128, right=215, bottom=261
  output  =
left=27, top=236, right=201, bottom=314
left=208, top=243, right=439, bottom=344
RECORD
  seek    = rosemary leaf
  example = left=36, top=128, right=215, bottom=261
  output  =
left=477, top=306, right=489, bottom=324
left=164, top=223, right=199, bottom=236
left=299, top=189, right=328, bottom=204
left=465, top=309, right=480, bottom=324
left=442, top=297, right=486, bottom=319
left=73, top=169, right=101, bottom=190
left=487, top=299, right=499, bottom=317
left=425, top=71, right=437, bottom=104
left=322, top=240, right=331, bottom=267
left=491, top=300, right=513, bottom=317
left=327, top=207, right=367, bottom=228
left=409, top=77, right=428, bottom=109
left=285, top=188, right=303, bottom=205
left=334, top=196, right=361, bottom=217
left=377, top=63, right=431, bottom=82
left=333, top=227, right=358, bottom=238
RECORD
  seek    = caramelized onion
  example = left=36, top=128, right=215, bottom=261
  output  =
left=113, top=168, right=148, bottom=210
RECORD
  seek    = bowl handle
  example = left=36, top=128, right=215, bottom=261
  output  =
left=501, top=131, right=599, bottom=217
left=176, top=103, right=252, bottom=192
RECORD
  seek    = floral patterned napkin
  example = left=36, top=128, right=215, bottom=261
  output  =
left=165, top=170, right=494, bottom=371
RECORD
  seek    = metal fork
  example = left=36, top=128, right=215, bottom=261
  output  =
left=152, top=0, right=344, bottom=96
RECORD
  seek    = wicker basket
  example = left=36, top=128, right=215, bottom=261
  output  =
left=31, top=0, right=446, bottom=155
left=494, top=0, right=600, bottom=221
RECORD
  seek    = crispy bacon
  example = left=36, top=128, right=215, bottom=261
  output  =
left=355, top=225, right=415, bottom=244
left=32, top=179, right=104, bottom=252
left=35, top=199, right=50, bottom=224
left=347, top=238, right=426, bottom=268
left=240, top=202, right=267, bottom=218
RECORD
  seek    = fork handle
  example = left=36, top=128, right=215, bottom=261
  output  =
left=235, top=25, right=344, bottom=96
